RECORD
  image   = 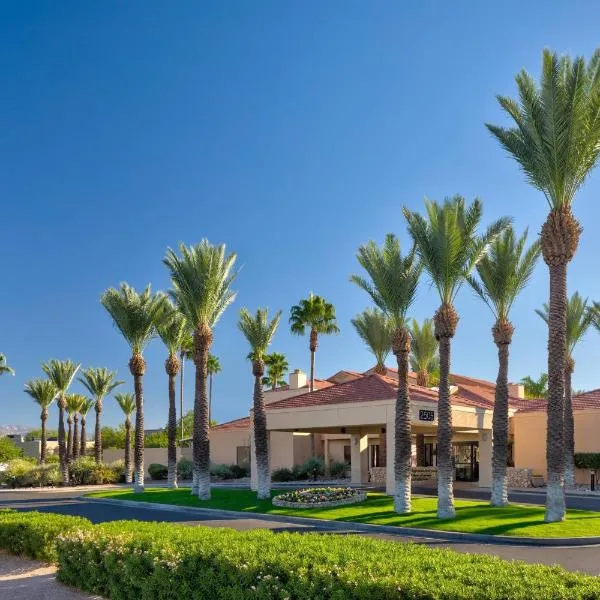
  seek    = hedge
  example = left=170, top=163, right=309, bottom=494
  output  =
left=574, top=453, right=600, bottom=470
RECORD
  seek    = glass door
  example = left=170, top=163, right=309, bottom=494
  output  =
left=453, top=442, right=479, bottom=481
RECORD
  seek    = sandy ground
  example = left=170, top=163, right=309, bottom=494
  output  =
left=0, top=552, right=103, bottom=600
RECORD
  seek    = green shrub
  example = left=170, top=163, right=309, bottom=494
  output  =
left=229, top=464, right=249, bottom=478
left=55, top=519, right=600, bottom=599
left=210, top=463, right=234, bottom=480
left=0, top=437, right=23, bottom=461
left=21, top=464, right=61, bottom=487
left=45, top=453, right=60, bottom=464
left=177, top=458, right=193, bottom=480
left=291, top=463, right=309, bottom=480
left=329, top=461, right=349, bottom=478
left=69, top=457, right=121, bottom=486
left=0, top=459, right=37, bottom=487
left=574, top=453, right=600, bottom=470
left=148, top=463, right=168, bottom=480
left=0, top=510, right=91, bottom=562
left=303, top=455, right=325, bottom=476
left=272, top=467, right=294, bottom=482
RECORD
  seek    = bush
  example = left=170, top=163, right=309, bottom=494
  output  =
left=0, top=510, right=91, bottom=562
left=145, top=430, right=168, bottom=448
left=291, top=463, right=309, bottom=480
left=148, top=463, right=168, bottom=480
left=303, top=455, right=325, bottom=476
left=0, top=437, right=23, bottom=461
left=177, top=458, right=193, bottom=480
left=210, top=463, right=234, bottom=480
left=271, top=467, right=294, bottom=482
left=69, top=457, right=121, bottom=486
left=0, top=459, right=38, bottom=487
left=229, top=464, right=249, bottom=479
left=55, top=519, right=600, bottom=599
left=574, top=453, right=600, bottom=470
left=329, top=461, right=349, bottom=478
left=21, top=464, right=61, bottom=487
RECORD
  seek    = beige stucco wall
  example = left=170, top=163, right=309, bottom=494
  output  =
left=210, top=429, right=251, bottom=466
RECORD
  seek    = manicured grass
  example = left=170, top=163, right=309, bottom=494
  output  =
left=88, top=487, right=600, bottom=538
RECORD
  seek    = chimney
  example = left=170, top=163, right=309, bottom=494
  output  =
left=508, top=383, right=525, bottom=399
left=289, top=369, right=307, bottom=390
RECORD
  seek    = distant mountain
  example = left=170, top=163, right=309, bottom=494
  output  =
left=0, top=425, right=31, bottom=436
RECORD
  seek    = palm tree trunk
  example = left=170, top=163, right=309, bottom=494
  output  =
left=124, top=417, right=132, bottom=484
left=40, top=410, right=48, bottom=465
left=393, top=327, right=412, bottom=513
left=545, top=262, right=567, bottom=521
left=209, top=373, right=213, bottom=426
left=130, top=353, right=146, bottom=494
left=491, top=320, right=513, bottom=507
left=66, top=417, right=73, bottom=463
left=167, top=355, right=179, bottom=489
left=415, top=434, right=426, bottom=466
left=57, top=398, right=68, bottom=485
left=94, top=401, right=103, bottom=464
left=253, top=361, right=270, bottom=499
left=180, top=350, right=185, bottom=440
left=309, top=329, right=318, bottom=456
left=193, top=326, right=212, bottom=500
left=564, top=357, right=576, bottom=488
left=80, top=418, right=87, bottom=457
left=73, top=415, right=80, bottom=460
left=416, top=370, right=428, bottom=388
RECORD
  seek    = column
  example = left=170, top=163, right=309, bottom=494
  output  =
left=416, top=433, right=426, bottom=466
left=478, top=430, right=492, bottom=488
left=379, top=427, right=387, bottom=466
left=350, top=433, right=369, bottom=484
left=386, top=415, right=395, bottom=495
left=324, top=437, right=330, bottom=475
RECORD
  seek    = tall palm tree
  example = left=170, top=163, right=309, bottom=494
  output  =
left=469, top=227, right=541, bottom=506
left=114, top=392, right=136, bottom=484
left=238, top=308, right=281, bottom=499
left=101, top=283, right=165, bottom=493
left=519, top=373, right=548, bottom=399
left=351, top=234, right=421, bottom=513
left=164, top=240, right=238, bottom=499
left=487, top=48, right=600, bottom=522
left=79, top=398, right=94, bottom=457
left=263, top=353, right=289, bottom=390
left=409, top=319, right=439, bottom=387
left=404, top=196, right=509, bottom=518
left=179, top=329, right=193, bottom=440
left=41, top=359, right=80, bottom=484
left=207, top=354, right=221, bottom=426
left=24, top=378, right=58, bottom=464
left=78, top=368, right=124, bottom=464
left=351, top=309, right=393, bottom=375
left=536, top=292, right=593, bottom=488
left=155, top=301, right=190, bottom=489
left=66, top=394, right=86, bottom=461
left=290, top=293, right=339, bottom=392
left=0, top=354, right=14, bottom=377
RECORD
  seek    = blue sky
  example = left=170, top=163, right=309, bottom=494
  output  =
left=2, top=1, right=600, bottom=430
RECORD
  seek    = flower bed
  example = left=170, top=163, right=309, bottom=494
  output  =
left=272, top=487, right=366, bottom=508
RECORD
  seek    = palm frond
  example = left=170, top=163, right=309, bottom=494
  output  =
left=351, top=309, right=393, bottom=368
left=289, top=293, right=340, bottom=336
left=408, top=319, right=439, bottom=374
left=41, top=359, right=80, bottom=394
left=207, top=354, right=222, bottom=375
left=154, top=299, right=190, bottom=355
left=78, top=367, right=124, bottom=400
left=263, top=352, right=289, bottom=388
left=79, top=398, right=95, bottom=417
left=24, top=378, right=58, bottom=409
left=0, top=354, right=15, bottom=376
left=239, top=308, right=281, bottom=361
left=114, top=392, right=136, bottom=418
left=65, top=394, right=87, bottom=415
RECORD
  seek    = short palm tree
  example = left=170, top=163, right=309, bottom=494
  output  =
left=155, top=301, right=190, bottom=489
left=41, top=359, right=80, bottom=484
left=207, top=354, right=221, bottom=425
left=178, top=329, right=193, bottom=440
left=0, top=354, right=14, bottom=376
left=101, top=283, right=165, bottom=493
left=351, top=233, right=421, bottom=513
left=519, top=374, right=548, bottom=399
left=66, top=394, right=86, bottom=461
left=24, top=378, right=58, bottom=464
left=78, top=368, right=124, bottom=464
left=115, top=392, right=136, bottom=483
left=469, top=227, right=540, bottom=506
left=79, top=398, right=94, bottom=457
left=238, top=308, right=281, bottom=499
left=536, top=292, right=593, bottom=488
left=404, top=196, right=510, bottom=518
left=351, top=309, right=393, bottom=375
left=487, top=48, right=600, bottom=522
left=164, top=240, right=238, bottom=499
left=409, top=319, right=439, bottom=387
left=263, top=353, right=289, bottom=390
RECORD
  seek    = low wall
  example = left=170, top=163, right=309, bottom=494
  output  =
left=506, top=467, right=533, bottom=488
left=370, top=467, right=386, bottom=485
left=412, top=466, right=437, bottom=481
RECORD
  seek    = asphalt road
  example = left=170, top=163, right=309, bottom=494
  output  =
left=2, top=488, right=600, bottom=575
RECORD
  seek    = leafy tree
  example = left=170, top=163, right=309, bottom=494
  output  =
left=164, top=240, right=238, bottom=499
left=262, top=353, right=289, bottom=390
left=24, top=378, right=57, bottom=464
left=114, top=394, right=135, bottom=483
left=351, top=309, right=393, bottom=375
left=101, top=283, right=165, bottom=493
left=238, top=307, right=281, bottom=499
left=0, top=354, right=14, bottom=377
left=487, top=48, right=600, bottom=522
left=404, top=196, right=509, bottom=518
left=145, top=430, right=169, bottom=448
left=25, top=428, right=58, bottom=442
left=207, top=354, right=221, bottom=425
left=469, top=227, right=540, bottom=506
left=351, top=234, right=421, bottom=513
left=101, top=425, right=128, bottom=449
left=0, top=437, right=22, bottom=461
left=409, top=319, right=439, bottom=388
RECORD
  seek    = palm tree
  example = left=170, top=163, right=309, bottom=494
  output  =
left=207, top=354, right=221, bottom=426
left=24, top=378, right=58, bottom=464
left=263, top=353, right=289, bottom=390
left=404, top=196, right=509, bottom=518
left=155, top=301, right=190, bottom=489
left=79, top=398, right=94, bottom=457
left=238, top=308, right=281, bottom=499
left=164, top=240, right=238, bottom=499
left=179, top=329, right=193, bottom=440
left=290, top=293, right=340, bottom=392
left=101, top=283, right=165, bottom=493
left=0, top=354, right=14, bottom=377
left=536, top=292, right=593, bottom=488
left=114, top=392, right=136, bottom=483
left=78, top=368, right=124, bottom=464
left=409, top=319, right=439, bottom=387
left=351, top=309, right=393, bottom=375
left=487, top=48, right=600, bottom=522
left=469, top=227, right=540, bottom=506
left=351, top=234, right=421, bottom=513
left=519, top=374, right=548, bottom=399
left=66, top=394, right=86, bottom=461
left=41, top=359, right=80, bottom=484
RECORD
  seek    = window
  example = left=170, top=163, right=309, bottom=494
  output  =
left=370, top=444, right=380, bottom=467
left=343, top=445, right=351, bottom=463
left=236, top=446, right=250, bottom=467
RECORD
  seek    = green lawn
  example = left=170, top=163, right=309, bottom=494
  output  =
left=87, top=487, right=600, bottom=538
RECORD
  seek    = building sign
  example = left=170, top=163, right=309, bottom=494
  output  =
left=419, top=409, right=435, bottom=422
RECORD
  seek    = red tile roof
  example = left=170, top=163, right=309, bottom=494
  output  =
left=266, top=378, right=334, bottom=393
left=211, top=416, right=250, bottom=431
left=517, top=389, right=600, bottom=413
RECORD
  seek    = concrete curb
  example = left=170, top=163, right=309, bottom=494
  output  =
left=84, top=496, right=600, bottom=547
